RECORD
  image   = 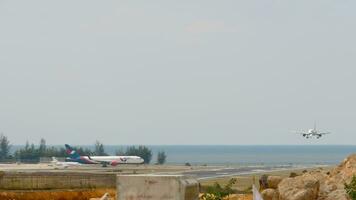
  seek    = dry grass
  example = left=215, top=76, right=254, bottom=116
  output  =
left=224, top=194, right=252, bottom=200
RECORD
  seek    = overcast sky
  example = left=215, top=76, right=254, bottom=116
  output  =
left=1, top=0, right=356, bottom=145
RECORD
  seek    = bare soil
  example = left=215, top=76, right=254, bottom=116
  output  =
left=0, top=188, right=116, bottom=200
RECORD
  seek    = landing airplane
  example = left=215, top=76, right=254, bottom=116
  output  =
left=293, top=122, right=331, bottom=139
left=48, top=157, right=81, bottom=169
left=65, top=144, right=144, bottom=167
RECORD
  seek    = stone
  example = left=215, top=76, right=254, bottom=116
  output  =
left=267, top=176, right=283, bottom=189
left=278, top=176, right=320, bottom=200
left=324, top=189, right=349, bottom=200
left=261, top=188, right=278, bottom=200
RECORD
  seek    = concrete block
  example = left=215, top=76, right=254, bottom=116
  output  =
left=0, top=171, right=116, bottom=190
left=117, top=175, right=199, bottom=200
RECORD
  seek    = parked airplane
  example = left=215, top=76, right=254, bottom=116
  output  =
left=65, top=144, right=144, bottom=166
left=48, top=157, right=81, bottom=168
left=293, top=122, right=331, bottom=139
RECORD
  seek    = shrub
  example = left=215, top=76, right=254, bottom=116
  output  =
left=156, top=151, right=166, bottom=165
left=289, top=172, right=298, bottom=177
left=345, top=175, right=356, bottom=200
left=125, top=145, right=152, bottom=164
left=0, top=134, right=11, bottom=161
left=200, top=178, right=237, bottom=200
left=94, top=140, right=108, bottom=156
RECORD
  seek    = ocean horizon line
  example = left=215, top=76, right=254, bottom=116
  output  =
left=9, top=144, right=356, bottom=146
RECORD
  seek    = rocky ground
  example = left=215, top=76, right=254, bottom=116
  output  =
left=260, top=154, right=356, bottom=200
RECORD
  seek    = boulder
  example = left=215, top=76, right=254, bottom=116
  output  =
left=324, top=189, right=349, bottom=200
left=278, top=176, right=320, bottom=200
left=261, top=188, right=278, bottom=200
left=330, top=154, right=356, bottom=183
left=267, top=176, right=283, bottom=189
left=259, top=175, right=283, bottom=189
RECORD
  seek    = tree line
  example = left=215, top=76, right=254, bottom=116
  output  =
left=0, top=134, right=166, bottom=164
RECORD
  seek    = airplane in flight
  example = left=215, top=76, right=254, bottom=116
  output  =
left=65, top=144, right=144, bottom=167
left=48, top=157, right=81, bottom=169
left=293, top=122, right=331, bottom=139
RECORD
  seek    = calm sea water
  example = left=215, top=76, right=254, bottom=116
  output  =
left=12, top=145, right=356, bottom=166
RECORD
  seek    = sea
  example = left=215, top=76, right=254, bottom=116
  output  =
left=11, top=145, right=356, bottom=167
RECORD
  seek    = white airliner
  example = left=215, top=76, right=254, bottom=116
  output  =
left=48, top=157, right=81, bottom=168
left=65, top=144, right=144, bottom=166
left=293, top=122, right=331, bottom=139
left=88, top=155, right=144, bottom=166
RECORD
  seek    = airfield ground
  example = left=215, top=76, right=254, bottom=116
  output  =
left=0, top=163, right=331, bottom=200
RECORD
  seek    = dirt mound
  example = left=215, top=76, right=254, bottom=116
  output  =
left=0, top=188, right=116, bottom=200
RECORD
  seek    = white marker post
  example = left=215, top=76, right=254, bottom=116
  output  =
left=252, top=184, right=264, bottom=200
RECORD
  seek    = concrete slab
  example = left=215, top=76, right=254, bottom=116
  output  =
left=0, top=171, right=116, bottom=190
left=117, top=175, right=199, bottom=200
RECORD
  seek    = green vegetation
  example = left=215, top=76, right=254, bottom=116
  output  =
left=200, top=178, right=237, bottom=200
left=39, top=138, right=46, bottom=155
left=15, top=139, right=67, bottom=163
left=115, top=147, right=126, bottom=156
left=345, top=175, right=356, bottom=200
left=94, top=140, right=108, bottom=156
left=115, top=146, right=153, bottom=164
left=289, top=172, right=298, bottom=177
left=0, top=135, right=159, bottom=164
left=156, top=151, right=166, bottom=165
left=13, top=139, right=109, bottom=162
left=125, top=145, right=152, bottom=164
left=0, top=134, right=11, bottom=161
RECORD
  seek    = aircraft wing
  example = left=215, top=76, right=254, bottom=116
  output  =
left=319, top=131, right=331, bottom=135
left=291, top=130, right=306, bottom=135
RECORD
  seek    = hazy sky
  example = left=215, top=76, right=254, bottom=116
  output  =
left=1, top=1, right=356, bottom=145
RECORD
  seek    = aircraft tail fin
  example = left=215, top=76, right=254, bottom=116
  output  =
left=314, top=121, right=317, bottom=131
left=65, top=144, right=81, bottom=159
